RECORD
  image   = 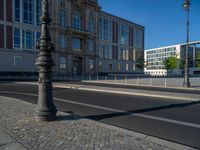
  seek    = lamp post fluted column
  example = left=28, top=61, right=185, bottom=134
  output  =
left=182, top=0, right=190, bottom=87
left=35, top=0, right=57, bottom=121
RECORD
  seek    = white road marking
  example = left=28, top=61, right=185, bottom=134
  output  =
left=1, top=91, right=200, bottom=129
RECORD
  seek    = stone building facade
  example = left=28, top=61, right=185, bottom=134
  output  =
left=0, top=0, right=144, bottom=76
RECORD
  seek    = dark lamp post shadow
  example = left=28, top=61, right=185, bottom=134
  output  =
left=182, top=0, right=191, bottom=87
left=35, top=0, right=57, bottom=121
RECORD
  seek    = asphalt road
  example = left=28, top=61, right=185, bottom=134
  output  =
left=64, top=81, right=200, bottom=94
left=0, top=82, right=200, bottom=149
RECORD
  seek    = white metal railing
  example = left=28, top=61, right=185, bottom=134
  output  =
left=0, top=74, right=200, bottom=88
left=82, top=75, right=200, bottom=88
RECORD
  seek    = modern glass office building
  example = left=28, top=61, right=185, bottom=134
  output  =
left=144, top=41, right=200, bottom=76
left=0, top=0, right=144, bottom=76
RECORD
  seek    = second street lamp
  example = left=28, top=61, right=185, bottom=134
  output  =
left=182, top=0, right=191, bottom=87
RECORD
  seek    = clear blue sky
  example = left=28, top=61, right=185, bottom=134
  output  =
left=99, top=0, right=200, bottom=49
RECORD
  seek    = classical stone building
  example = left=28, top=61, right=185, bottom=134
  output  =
left=0, top=0, right=144, bottom=76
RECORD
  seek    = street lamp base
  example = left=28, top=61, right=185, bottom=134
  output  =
left=183, top=81, right=190, bottom=88
left=35, top=111, right=57, bottom=121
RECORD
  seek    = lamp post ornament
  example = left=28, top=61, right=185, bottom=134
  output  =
left=35, top=0, right=57, bottom=121
left=182, top=0, right=190, bottom=87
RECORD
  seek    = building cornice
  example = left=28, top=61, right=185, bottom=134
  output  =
left=146, top=41, right=200, bottom=51
left=99, top=11, right=144, bottom=29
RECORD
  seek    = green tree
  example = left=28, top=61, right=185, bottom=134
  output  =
left=164, top=56, right=178, bottom=70
left=179, top=59, right=185, bottom=70
left=196, top=54, right=200, bottom=70
left=136, top=56, right=144, bottom=70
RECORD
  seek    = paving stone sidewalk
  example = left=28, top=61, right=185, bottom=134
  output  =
left=0, top=96, right=197, bottom=150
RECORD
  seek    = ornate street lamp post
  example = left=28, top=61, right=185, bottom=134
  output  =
left=35, top=0, right=57, bottom=121
left=182, top=0, right=191, bottom=87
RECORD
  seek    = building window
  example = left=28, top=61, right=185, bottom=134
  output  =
left=104, top=45, right=112, bottom=59
left=99, top=61, right=103, bottom=71
left=34, top=32, right=40, bottom=50
left=88, top=39, right=94, bottom=52
left=13, top=28, right=36, bottom=50
left=118, top=48, right=121, bottom=60
left=99, top=44, right=104, bottom=58
left=23, top=0, right=34, bottom=25
left=117, top=63, right=121, bottom=71
left=72, top=13, right=81, bottom=30
left=109, top=64, right=112, bottom=71
left=36, top=0, right=42, bottom=25
left=59, top=57, right=66, bottom=69
left=88, top=14, right=94, bottom=32
left=99, top=17, right=103, bottom=40
left=119, top=24, right=129, bottom=45
left=36, top=32, right=40, bottom=42
left=122, top=47, right=129, bottom=61
left=14, top=56, right=21, bottom=68
left=13, top=28, right=21, bottom=49
left=14, top=0, right=20, bottom=22
left=59, top=10, right=66, bottom=27
left=133, top=64, right=135, bottom=71
left=59, top=34, right=67, bottom=48
left=126, top=64, right=129, bottom=72
left=132, top=49, right=135, bottom=61
left=25, top=30, right=33, bottom=50
left=15, top=0, right=42, bottom=25
left=73, top=37, right=81, bottom=51
left=99, top=43, right=112, bottom=59
left=89, top=59, right=94, bottom=71
left=134, top=30, right=143, bottom=48
left=99, top=17, right=112, bottom=41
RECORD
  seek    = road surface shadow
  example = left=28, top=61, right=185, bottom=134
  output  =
left=53, top=87, right=69, bottom=91
left=0, top=81, right=15, bottom=84
left=85, top=100, right=200, bottom=121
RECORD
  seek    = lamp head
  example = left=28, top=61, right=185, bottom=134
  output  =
left=182, top=0, right=190, bottom=10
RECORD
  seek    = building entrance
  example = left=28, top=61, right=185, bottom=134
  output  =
left=72, top=57, right=83, bottom=75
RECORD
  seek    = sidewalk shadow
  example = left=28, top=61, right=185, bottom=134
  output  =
left=85, top=100, right=200, bottom=121
left=55, top=110, right=82, bottom=121
left=55, top=114, right=81, bottom=121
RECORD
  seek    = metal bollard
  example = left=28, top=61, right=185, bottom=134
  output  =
left=125, top=76, right=128, bottom=84
left=105, top=76, right=107, bottom=82
left=150, top=77, right=152, bottom=86
left=137, top=77, right=139, bottom=85
left=97, top=75, right=99, bottom=81
left=115, top=75, right=117, bottom=83
left=89, top=75, right=91, bottom=81
left=81, top=75, right=83, bottom=81
left=165, top=78, right=167, bottom=87
left=70, top=74, right=72, bottom=80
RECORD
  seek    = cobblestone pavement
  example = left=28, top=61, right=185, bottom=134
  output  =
left=0, top=96, right=196, bottom=150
